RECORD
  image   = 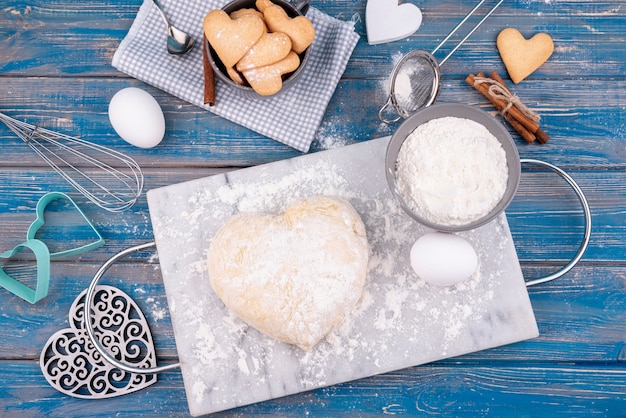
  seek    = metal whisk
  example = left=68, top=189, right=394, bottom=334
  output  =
left=0, top=112, right=144, bottom=213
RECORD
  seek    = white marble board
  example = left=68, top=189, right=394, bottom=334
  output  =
left=146, top=136, right=539, bottom=416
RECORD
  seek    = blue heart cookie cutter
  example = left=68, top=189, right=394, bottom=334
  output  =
left=0, top=239, right=51, bottom=304
left=26, top=192, right=105, bottom=258
left=0, top=192, right=105, bottom=303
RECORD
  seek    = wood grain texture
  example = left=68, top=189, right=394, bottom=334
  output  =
left=1, top=0, right=625, bottom=416
left=2, top=362, right=625, bottom=417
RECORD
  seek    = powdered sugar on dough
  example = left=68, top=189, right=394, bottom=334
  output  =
left=207, top=196, right=369, bottom=351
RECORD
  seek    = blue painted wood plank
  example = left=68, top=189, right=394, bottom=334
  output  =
left=0, top=157, right=617, bottom=258
left=0, top=166, right=621, bottom=263
left=1, top=361, right=625, bottom=416
left=1, top=77, right=626, bottom=167
left=2, top=1, right=625, bottom=78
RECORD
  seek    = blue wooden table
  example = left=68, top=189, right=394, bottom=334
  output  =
left=1, top=0, right=625, bottom=416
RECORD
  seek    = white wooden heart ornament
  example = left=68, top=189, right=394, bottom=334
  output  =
left=366, top=0, right=423, bottom=45
left=40, top=285, right=158, bottom=398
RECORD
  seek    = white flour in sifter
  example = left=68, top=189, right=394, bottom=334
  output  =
left=395, top=116, right=508, bottom=226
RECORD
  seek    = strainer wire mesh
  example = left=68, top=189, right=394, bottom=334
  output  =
left=379, top=0, right=505, bottom=124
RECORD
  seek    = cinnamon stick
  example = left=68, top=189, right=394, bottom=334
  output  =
left=203, top=36, right=216, bottom=106
left=534, top=127, right=550, bottom=144
left=471, top=72, right=540, bottom=134
left=487, top=71, right=511, bottom=93
left=489, top=71, right=550, bottom=143
left=504, top=111, right=537, bottom=144
left=466, top=73, right=536, bottom=143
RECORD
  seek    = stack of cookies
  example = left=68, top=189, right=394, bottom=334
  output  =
left=204, top=0, right=315, bottom=96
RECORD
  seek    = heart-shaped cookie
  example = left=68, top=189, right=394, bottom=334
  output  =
left=255, top=0, right=273, bottom=12
left=204, top=9, right=265, bottom=68
left=497, top=27, right=554, bottom=84
left=236, top=32, right=292, bottom=72
left=366, top=0, right=423, bottom=45
left=262, top=5, right=315, bottom=54
left=0, top=239, right=50, bottom=303
left=230, top=7, right=265, bottom=22
left=242, top=51, right=300, bottom=96
left=207, top=196, right=369, bottom=351
left=40, top=285, right=158, bottom=398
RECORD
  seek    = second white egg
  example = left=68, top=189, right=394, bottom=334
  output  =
left=410, top=232, right=478, bottom=287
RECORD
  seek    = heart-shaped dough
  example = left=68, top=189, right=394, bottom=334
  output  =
left=236, top=32, right=292, bottom=72
left=497, top=27, right=554, bottom=84
left=207, top=196, right=369, bottom=351
left=366, top=0, right=423, bottom=45
left=262, top=5, right=315, bottom=54
left=204, top=9, right=265, bottom=68
left=242, top=51, right=300, bottom=96
left=40, top=286, right=158, bottom=398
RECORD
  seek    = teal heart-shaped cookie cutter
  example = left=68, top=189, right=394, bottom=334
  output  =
left=26, top=192, right=105, bottom=258
left=0, top=192, right=105, bottom=303
left=0, top=239, right=51, bottom=304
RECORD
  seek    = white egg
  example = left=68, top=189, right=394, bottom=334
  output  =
left=108, top=87, right=165, bottom=148
left=410, top=232, right=478, bottom=286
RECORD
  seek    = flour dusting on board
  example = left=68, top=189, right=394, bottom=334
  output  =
left=146, top=137, right=538, bottom=416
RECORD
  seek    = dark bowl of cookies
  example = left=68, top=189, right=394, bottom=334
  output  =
left=204, top=0, right=314, bottom=98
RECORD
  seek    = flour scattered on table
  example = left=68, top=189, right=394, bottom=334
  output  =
left=146, top=296, right=167, bottom=321
left=314, top=115, right=353, bottom=150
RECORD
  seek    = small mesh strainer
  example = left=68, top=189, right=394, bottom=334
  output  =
left=379, top=0, right=505, bottom=124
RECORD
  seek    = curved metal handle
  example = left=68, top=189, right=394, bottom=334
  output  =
left=520, top=159, right=592, bottom=287
left=84, top=241, right=180, bottom=374
left=378, top=96, right=402, bottom=124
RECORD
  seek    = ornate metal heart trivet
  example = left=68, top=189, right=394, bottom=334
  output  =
left=40, top=285, right=158, bottom=398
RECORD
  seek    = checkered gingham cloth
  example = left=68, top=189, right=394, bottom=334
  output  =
left=112, top=0, right=359, bottom=152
